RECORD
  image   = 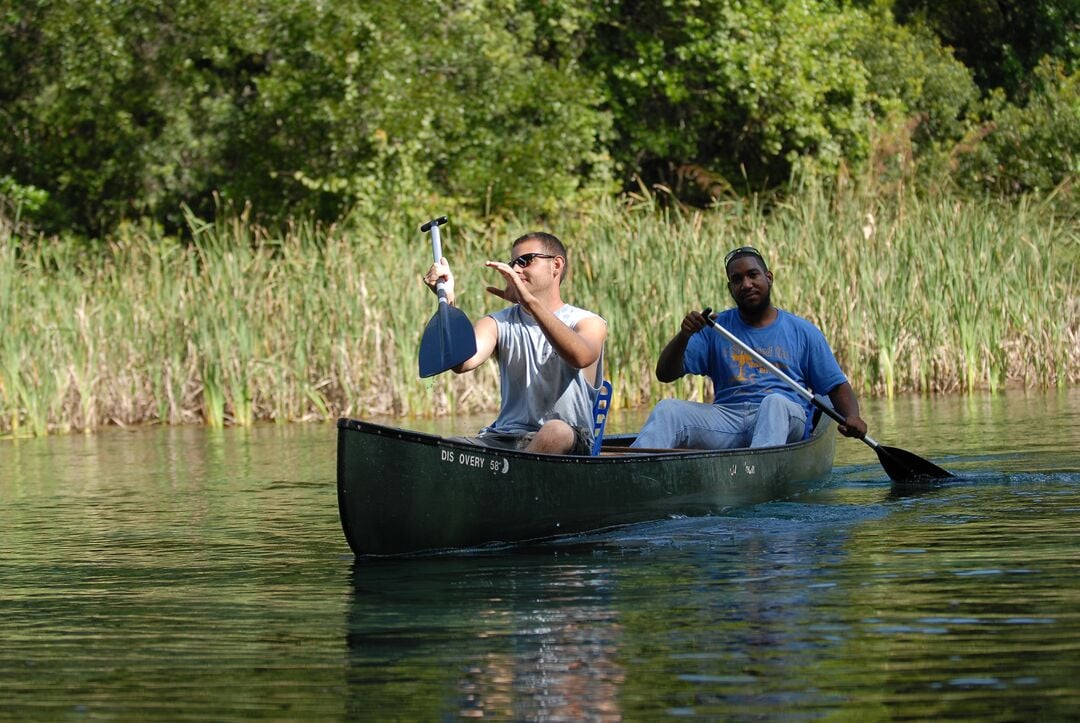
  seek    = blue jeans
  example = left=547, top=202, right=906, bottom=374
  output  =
left=631, top=393, right=807, bottom=449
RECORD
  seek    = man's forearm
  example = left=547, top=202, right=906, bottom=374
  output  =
left=655, top=332, right=690, bottom=382
left=527, top=303, right=602, bottom=369
left=828, top=382, right=860, bottom=419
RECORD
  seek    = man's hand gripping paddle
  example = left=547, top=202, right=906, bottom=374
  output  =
left=418, top=216, right=476, bottom=378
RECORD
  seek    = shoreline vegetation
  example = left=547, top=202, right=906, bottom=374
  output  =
left=1, top=184, right=1077, bottom=438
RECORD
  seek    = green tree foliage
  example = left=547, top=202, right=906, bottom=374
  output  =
left=312, top=0, right=612, bottom=219
left=955, top=59, right=1080, bottom=196
left=0, top=0, right=1075, bottom=238
left=892, top=0, right=1079, bottom=100
left=589, top=0, right=862, bottom=189
left=854, top=17, right=978, bottom=145
left=881, top=1, right=1079, bottom=198
left=0, top=0, right=610, bottom=234
left=584, top=0, right=984, bottom=193
left=1, top=0, right=271, bottom=233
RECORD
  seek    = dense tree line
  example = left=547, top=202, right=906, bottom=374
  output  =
left=1, top=0, right=1076, bottom=236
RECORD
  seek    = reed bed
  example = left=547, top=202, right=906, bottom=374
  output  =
left=0, top=189, right=1076, bottom=437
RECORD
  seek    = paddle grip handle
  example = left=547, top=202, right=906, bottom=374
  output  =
left=420, top=216, right=448, bottom=233
left=423, top=216, right=450, bottom=303
left=700, top=307, right=713, bottom=333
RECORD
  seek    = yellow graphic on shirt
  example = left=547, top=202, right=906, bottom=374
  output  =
left=731, top=350, right=759, bottom=381
left=731, top=346, right=789, bottom=382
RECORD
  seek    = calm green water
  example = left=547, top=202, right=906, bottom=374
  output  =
left=1, top=389, right=1078, bottom=720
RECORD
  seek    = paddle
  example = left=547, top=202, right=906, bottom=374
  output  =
left=418, top=216, right=476, bottom=378
left=702, top=311, right=953, bottom=482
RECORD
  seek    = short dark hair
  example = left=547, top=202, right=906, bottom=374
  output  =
left=513, top=232, right=568, bottom=282
left=513, top=231, right=566, bottom=258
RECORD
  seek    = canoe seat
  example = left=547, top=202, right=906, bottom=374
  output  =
left=590, top=380, right=613, bottom=456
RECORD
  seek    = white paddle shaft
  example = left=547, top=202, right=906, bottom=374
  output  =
left=424, top=217, right=450, bottom=305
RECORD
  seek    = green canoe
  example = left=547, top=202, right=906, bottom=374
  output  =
left=337, top=417, right=837, bottom=556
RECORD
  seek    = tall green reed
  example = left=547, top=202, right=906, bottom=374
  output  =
left=0, top=185, right=1075, bottom=437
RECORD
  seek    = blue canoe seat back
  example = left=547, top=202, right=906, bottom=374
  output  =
left=590, top=380, right=613, bottom=456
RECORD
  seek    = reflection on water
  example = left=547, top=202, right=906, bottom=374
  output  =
left=346, top=558, right=624, bottom=719
left=1, top=389, right=1078, bottom=719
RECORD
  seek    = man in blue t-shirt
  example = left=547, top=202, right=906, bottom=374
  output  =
left=632, top=246, right=868, bottom=449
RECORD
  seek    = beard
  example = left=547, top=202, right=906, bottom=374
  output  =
left=735, top=285, right=772, bottom=316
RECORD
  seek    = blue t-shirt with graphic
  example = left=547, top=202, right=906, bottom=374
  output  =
left=684, top=308, right=847, bottom=418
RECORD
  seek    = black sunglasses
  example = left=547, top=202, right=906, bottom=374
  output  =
left=508, top=252, right=557, bottom=268
left=723, top=246, right=765, bottom=267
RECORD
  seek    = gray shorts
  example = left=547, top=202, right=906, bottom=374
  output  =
left=449, top=425, right=593, bottom=456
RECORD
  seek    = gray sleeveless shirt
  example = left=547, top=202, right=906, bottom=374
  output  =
left=479, top=304, right=605, bottom=438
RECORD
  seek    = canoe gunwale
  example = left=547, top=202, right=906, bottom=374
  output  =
left=336, top=416, right=829, bottom=464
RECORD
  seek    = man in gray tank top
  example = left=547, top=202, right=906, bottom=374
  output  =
left=423, top=232, right=607, bottom=455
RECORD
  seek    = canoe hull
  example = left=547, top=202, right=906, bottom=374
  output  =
left=337, top=418, right=836, bottom=556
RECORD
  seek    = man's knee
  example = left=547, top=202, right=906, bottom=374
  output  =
left=756, top=394, right=805, bottom=442
left=528, top=419, right=577, bottom=454
left=759, top=393, right=788, bottom=412
left=543, top=418, right=574, bottom=443
left=648, top=398, right=686, bottom=422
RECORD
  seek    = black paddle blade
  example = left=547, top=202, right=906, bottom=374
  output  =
left=874, top=444, right=953, bottom=482
left=418, top=303, right=476, bottom=378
